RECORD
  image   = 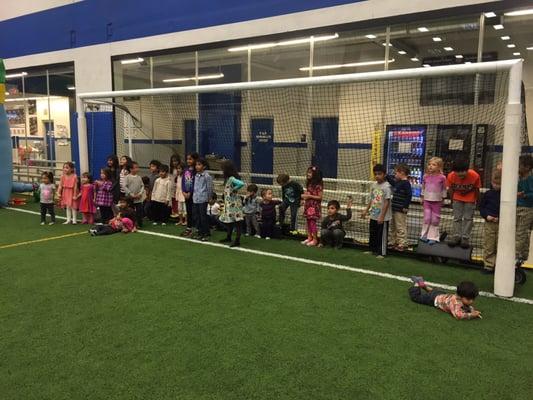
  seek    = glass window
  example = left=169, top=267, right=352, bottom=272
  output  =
left=153, top=51, right=196, bottom=88
left=113, top=57, right=150, bottom=90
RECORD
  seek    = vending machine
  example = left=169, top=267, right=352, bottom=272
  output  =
left=384, top=125, right=427, bottom=197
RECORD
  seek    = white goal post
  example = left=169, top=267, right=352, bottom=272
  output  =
left=77, top=59, right=523, bottom=298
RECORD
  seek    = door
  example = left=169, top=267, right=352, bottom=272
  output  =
left=184, top=119, right=197, bottom=156
left=312, top=117, right=338, bottom=179
left=251, top=118, right=274, bottom=184
left=43, top=120, right=55, bottom=160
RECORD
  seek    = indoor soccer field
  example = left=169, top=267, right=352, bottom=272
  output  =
left=1, top=204, right=532, bottom=400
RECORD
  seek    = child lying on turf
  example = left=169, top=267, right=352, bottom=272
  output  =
left=89, top=213, right=135, bottom=236
left=408, top=277, right=481, bottom=320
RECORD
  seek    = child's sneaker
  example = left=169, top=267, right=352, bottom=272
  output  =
left=152, top=222, right=158, bottom=226
left=410, top=276, right=426, bottom=288
left=63, top=220, right=71, bottom=225
left=40, top=222, right=45, bottom=226
left=447, top=236, right=460, bottom=247
left=254, top=234, right=261, bottom=239
left=376, top=255, right=385, bottom=259
left=49, top=222, right=55, bottom=225
left=265, top=237, right=271, bottom=240
left=89, top=229, right=96, bottom=236
left=427, top=240, right=437, bottom=245
left=161, top=222, right=167, bottom=226
left=460, top=238, right=470, bottom=249
left=363, top=251, right=372, bottom=255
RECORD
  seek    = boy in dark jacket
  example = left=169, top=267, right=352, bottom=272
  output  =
left=387, top=164, right=412, bottom=251
left=479, top=170, right=501, bottom=274
left=260, top=188, right=282, bottom=240
left=277, top=173, right=304, bottom=235
left=319, top=198, right=352, bottom=249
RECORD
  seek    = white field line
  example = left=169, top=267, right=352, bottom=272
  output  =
left=5, top=207, right=533, bottom=306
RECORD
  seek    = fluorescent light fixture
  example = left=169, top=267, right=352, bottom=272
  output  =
left=501, top=36, right=511, bottom=40
left=120, top=57, right=144, bottom=65
left=67, top=86, right=76, bottom=91
left=423, top=64, right=431, bottom=67
left=365, top=34, right=377, bottom=39
left=5, top=96, right=61, bottom=102
left=382, top=42, right=393, bottom=47
left=410, top=57, right=419, bottom=62
left=432, top=37, right=442, bottom=42
left=465, top=61, right=472, bottom=64
left=528, top=47, right=533, bottom=50
left=299, top=59, right=395, bottom=71
left=4, top=92, right=9, bottom=96
left=417, top=27, right=429, bottom=32
left=513, top=52, right=521, bottom=56
left=505, top=9, right=533, bottom=16
left=455, top=54, right=464, bottom=59
left=398, top=50, right=407, bottom=55
left=228, top=33, right=338, bottom=52
left=162, top=73, right=224, bottom=83
left=444, top=47, right=454, bottom=51
left=484, top=12, right=497, bottom=18
left=507, top=44, right=516, bottom=48
left=493, top=24, right=504, bottom=30
left=5, top=72, right=27, bottom=79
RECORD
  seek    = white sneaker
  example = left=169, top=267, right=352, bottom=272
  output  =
left=161, top=222, right=166, bottom=226
left=245, top=233, right=250, bottom=236
left=152, top=222, right=158, bottom=226
left=62, top=220, right=71, bottom=225
left=71, top=221, right=77, bottom=225
left=49, top=222, right=55, bottom=225
left=265, top=237, right=271, bottom=240
left=254, top=235, right=261, bottom=239
left=40, top=222, right=45, bottom=225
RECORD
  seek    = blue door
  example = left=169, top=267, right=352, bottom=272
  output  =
left=185, top=119, right=197, bottom=156
left=251, top=118, right=274, bottom=184
left=312, top=117, right=338, bottom=178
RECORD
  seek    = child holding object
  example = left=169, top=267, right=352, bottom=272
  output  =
left=408, top=277, right=482, bottom=320
left=446, top=159, right=480, bottom=249
left=420, top=157, right=446, bottom=245
left=302, top=166, right=323, bottom=247
left=361, top=164, right=392, bottom=258
left=39, top=171, right=56, bottom=225
left=244, top=184, right=261, bottom=238
left=259, top=188, right=282, bottom=240
left=78, top=172, right=96, bottom=225
left=58, top=161, right=78, bottom=224
left=387, top=163, right=412, bottom=251
left=479, top=170, right=501, bottom=274
left=277, top=173, right=303, bottom=235
left=516, top=155, right=533, bottom=262
left=319, top=198, right=352, bottom=249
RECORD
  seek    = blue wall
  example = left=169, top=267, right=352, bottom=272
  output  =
left=0, top=0, right=365, bottom=59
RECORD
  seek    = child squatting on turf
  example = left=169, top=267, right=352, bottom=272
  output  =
left=319, top=197, right=352, bottom=249
left=408, top=276, right=482, bottom=320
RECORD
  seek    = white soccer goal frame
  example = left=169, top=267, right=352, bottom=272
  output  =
left=77, top=59, right=523, bottom=298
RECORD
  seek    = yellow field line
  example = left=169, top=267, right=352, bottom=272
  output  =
left=0, top=231, right=86, bottom=249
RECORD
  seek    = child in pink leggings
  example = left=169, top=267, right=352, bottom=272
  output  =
left=302, top=166, right=323, bottom=247
left=421, top=157, right=446, bottom=244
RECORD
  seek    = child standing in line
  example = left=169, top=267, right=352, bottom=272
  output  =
left=39, top=171, right=56, bottom=225
left=169, top=154, right=182, bottom=218
left=479, top=170, right=501, bottom=274
left=446, top=159, right=480, bottom=248
left=144, top=159, right=161, bottom=221
left=219, top=160, right=245, bottom=247
left=174, top=163, right=187, bottom=226
left=277, top=173, right=304, bottom=235
left=361, top=164, right=392, bottom=258
left=420, top=157, right=447, bottom=245
left=124, top=161, right=146, bottom=228
left=516, top=155, right=533, bottom=262
left=182, top=152, right=199, bottom=236
left=260, top=188, right=282, bottom=240
left=151, top=164, right=172, bottom=226
left=95, top=168, right=115, bottom=223
left=58, top=161, right=78, bottom=224
left=387, top=163, right=412, bottom=251
left=89, top=212, right=135, bottom=236
left=78, top=172, right=96, bottom=225
left=107, top=155, right=121, bottom=205
left=119, top=155, right=133, bottom=196
left=244, top=184, right=261, bottom=238
left=408, top=276, right=481, bottom=320
left=301, top=166, right=323, bottom=247
left=319, top=198, right=352, bottom=249
left=192, top=158, right=213, bottom=241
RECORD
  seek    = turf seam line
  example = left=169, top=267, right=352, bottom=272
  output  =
left=5, top=207, right=533, bottom=306
left=0, top=231, right=86, bottom=249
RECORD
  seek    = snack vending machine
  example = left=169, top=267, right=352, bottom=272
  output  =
left=384, top=125, right=427, bottom=197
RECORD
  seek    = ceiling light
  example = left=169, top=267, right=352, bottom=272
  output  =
left=465, top=61, right=472, bottom=64
left=493, top=24, right=504, bottom=30
left=228, top=33, right=338, bottom=52
left=455, top=54, right=464, bottom=59
left=365, top=34, right=377, bottom=39
left=398, top=50, right=407, bottom=55
left=507, top=44, right=516, bottom=48
left=444, top=47, right=454, bottom=51
left=527, top=47, right=533, bottom=50
left=501, top=36, right=511, bottom=40
left=513, top=52, right=521, bottom=56
left=382, top=42, right=393, bottom=47
left=423, top=64, right=431, bottom=68
left=504, top=9, right=533, bottom=16
left=299, top=59, right=395, bottom=71
left=162, top=73, right=224, bottom=83
left=67, top=86, right=76, bottom=91
left=5, top=96, right=61, bottom=102
left=120, top=57, right=144, bottom=65
left=410, top=57, right=419, bottom=62
left=5, top=72, right=28, bottom=78
left=418, top=27, right=429, bottom=32
left=4, top=92, right=9, bottom=96
left=484, top=12, right=497, bottom=18
left=432, top=37, right=442, bottom=42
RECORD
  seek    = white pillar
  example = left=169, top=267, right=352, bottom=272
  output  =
left=494, top=60, right=523, bottom=297
left=76, top=96, right=89, bottom=173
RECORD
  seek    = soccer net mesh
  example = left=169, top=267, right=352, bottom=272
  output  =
left=86, top=67, right=528, bottom=259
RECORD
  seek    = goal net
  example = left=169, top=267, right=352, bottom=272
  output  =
left=79, top=60, right=525, bottom=296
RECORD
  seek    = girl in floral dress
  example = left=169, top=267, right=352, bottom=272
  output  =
left=301, top=166, right=323, bottom=247
left=58, top=161, right=78, bottom=224
left=219, top=161, right=245, bottom=247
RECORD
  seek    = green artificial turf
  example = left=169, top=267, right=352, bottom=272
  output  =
left=1, top=206, right=532, bottom=399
